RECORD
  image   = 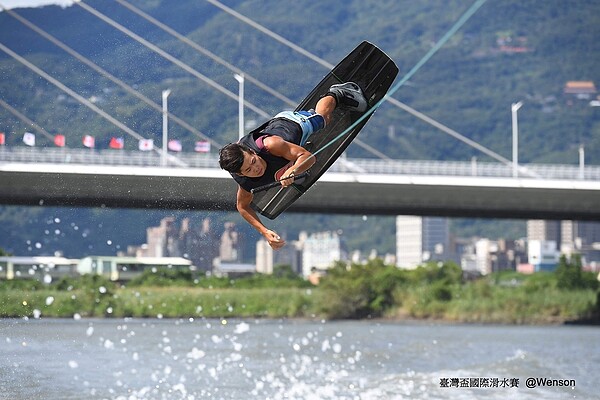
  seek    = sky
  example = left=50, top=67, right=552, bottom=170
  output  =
left=0, top=0, right=76, bottom=10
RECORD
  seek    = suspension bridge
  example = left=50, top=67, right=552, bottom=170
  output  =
left=0, top=1, right=598, bottom=220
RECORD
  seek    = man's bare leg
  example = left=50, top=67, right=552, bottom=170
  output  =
left=314, top=95, right=336, bottom=125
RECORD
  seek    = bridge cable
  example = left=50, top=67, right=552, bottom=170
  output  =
left=0, top=5, right=222, bottom=149
left=114, top=0, right=296, bottom=107
left=0, top=40, right=187, bottom=166
left=111, top=0, right=390, bottom=160
left=289, top=0, right=538, bottom=178
left=0, top=98, right=54, bottom=142
left=75, top=0, right=271, bottom=120
left=311, top=0, right=489, bottom=159
left=110, top=0, right=386, bottom=160
left=206, top=0, right=523, bottom=167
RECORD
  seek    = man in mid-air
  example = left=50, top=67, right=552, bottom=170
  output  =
left=218, top=82, right=367, bottom=249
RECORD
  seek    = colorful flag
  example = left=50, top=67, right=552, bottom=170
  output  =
left=138, top=138, right=154, bottom=151
left=83, top=135, right=95, bottom=148
left=23, top=132, right=35, bottom=146
left=195, top=140, right=211, bottom=153
left=54, top=134, right=66, bottom=147
left=0, top=133, right=5, bottom=145
left=109, top=137, right=124, bottom=149
left=168, top=139, right=182, bottom=152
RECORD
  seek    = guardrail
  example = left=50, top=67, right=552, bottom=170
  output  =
left=1, top=147, right=599, bottom=180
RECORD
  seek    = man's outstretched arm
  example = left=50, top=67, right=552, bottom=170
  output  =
left=236, top=186, right=286, bottom=249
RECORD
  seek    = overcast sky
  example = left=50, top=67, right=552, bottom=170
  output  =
left=0, top=0, right=76, bottom=10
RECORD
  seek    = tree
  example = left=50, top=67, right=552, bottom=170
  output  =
left=555, top=254, right=598, bottom=290
left=317, top=259, right=407, bottom=319
left=273, top=264, right=297, bottom=279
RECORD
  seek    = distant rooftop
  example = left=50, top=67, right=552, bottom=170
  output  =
left=564, top=81, right=597, bottom=94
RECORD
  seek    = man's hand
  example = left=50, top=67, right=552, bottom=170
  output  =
left=279, top=169, right=296, bottom=187
left=237, top=188, right=286, bottom=250
left=264, top=229, right=286, bottom=249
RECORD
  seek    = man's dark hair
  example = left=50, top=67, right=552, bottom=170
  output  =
left=218, top=143, right=251, bottom=173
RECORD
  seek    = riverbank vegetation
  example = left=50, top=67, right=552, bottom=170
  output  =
left=1, top=259, right=598, bottom=324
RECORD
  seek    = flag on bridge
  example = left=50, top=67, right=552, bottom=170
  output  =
left=54, top=134, right=66, bottom=147
left=0, top=133, right=5, bottom=145
left=23, top=132, right=35, bottom=146
left=195, top=140, right=211, bottom=153
left=168, top=139, right=182, bottom=152
left=82, top=135, right=95, bottom=148
left=109, top=137, right=124, bottom=149
left=138, top=138, right=154, bottom=151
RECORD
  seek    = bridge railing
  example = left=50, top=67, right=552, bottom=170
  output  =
left=337, top=158, right=600, bottom=180
left=0, top=147, right=216, bottom=168
left=1, top=147, right=599, bottom=180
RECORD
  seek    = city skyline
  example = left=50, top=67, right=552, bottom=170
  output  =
left=4, top=216, right=598, bottom=284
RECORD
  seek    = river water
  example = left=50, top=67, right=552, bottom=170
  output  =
left=0, top=318, right=597, bottom=399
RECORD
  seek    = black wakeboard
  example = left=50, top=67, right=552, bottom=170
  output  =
left=251, top=41, right=398, bottom=219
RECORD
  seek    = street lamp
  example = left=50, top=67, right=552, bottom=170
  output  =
left=234, top=73, right=244, bottom=139
left=162, top=89, right=171, bottom=166
left=579, top=144, right=585, bottom=180
left=511, top=101, right=523, bottom=178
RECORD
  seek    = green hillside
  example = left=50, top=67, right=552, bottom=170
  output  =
left=0, top=0, right=598, bottom=258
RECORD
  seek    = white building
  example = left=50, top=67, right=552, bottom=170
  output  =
left=527, top=219, right=600, bottom=269
left=528, top=240, right=560, bottom=271
left=0, top=256, right=79, bottom=281
left=256, top=239, right=273, bottom=274
left=396, top=216, right=449, bottom=269
left=77, top=256, right=192, bottom=281
left=212, top=260, right=256, bottom=277
left=475, top=239, right=498, bottom=275
left=256, top=235, right=305, bottom=275
left=301, top=231, right=346, bottom=277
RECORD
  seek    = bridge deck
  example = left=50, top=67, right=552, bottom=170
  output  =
left=1, top=152, right=599, bottom=220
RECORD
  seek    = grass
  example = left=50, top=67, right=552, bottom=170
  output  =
left=391, top=282, right=598, bottom=324
left=0, top=287, right=316, bottom=319
left=1, top=261, right=597, bottom=324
